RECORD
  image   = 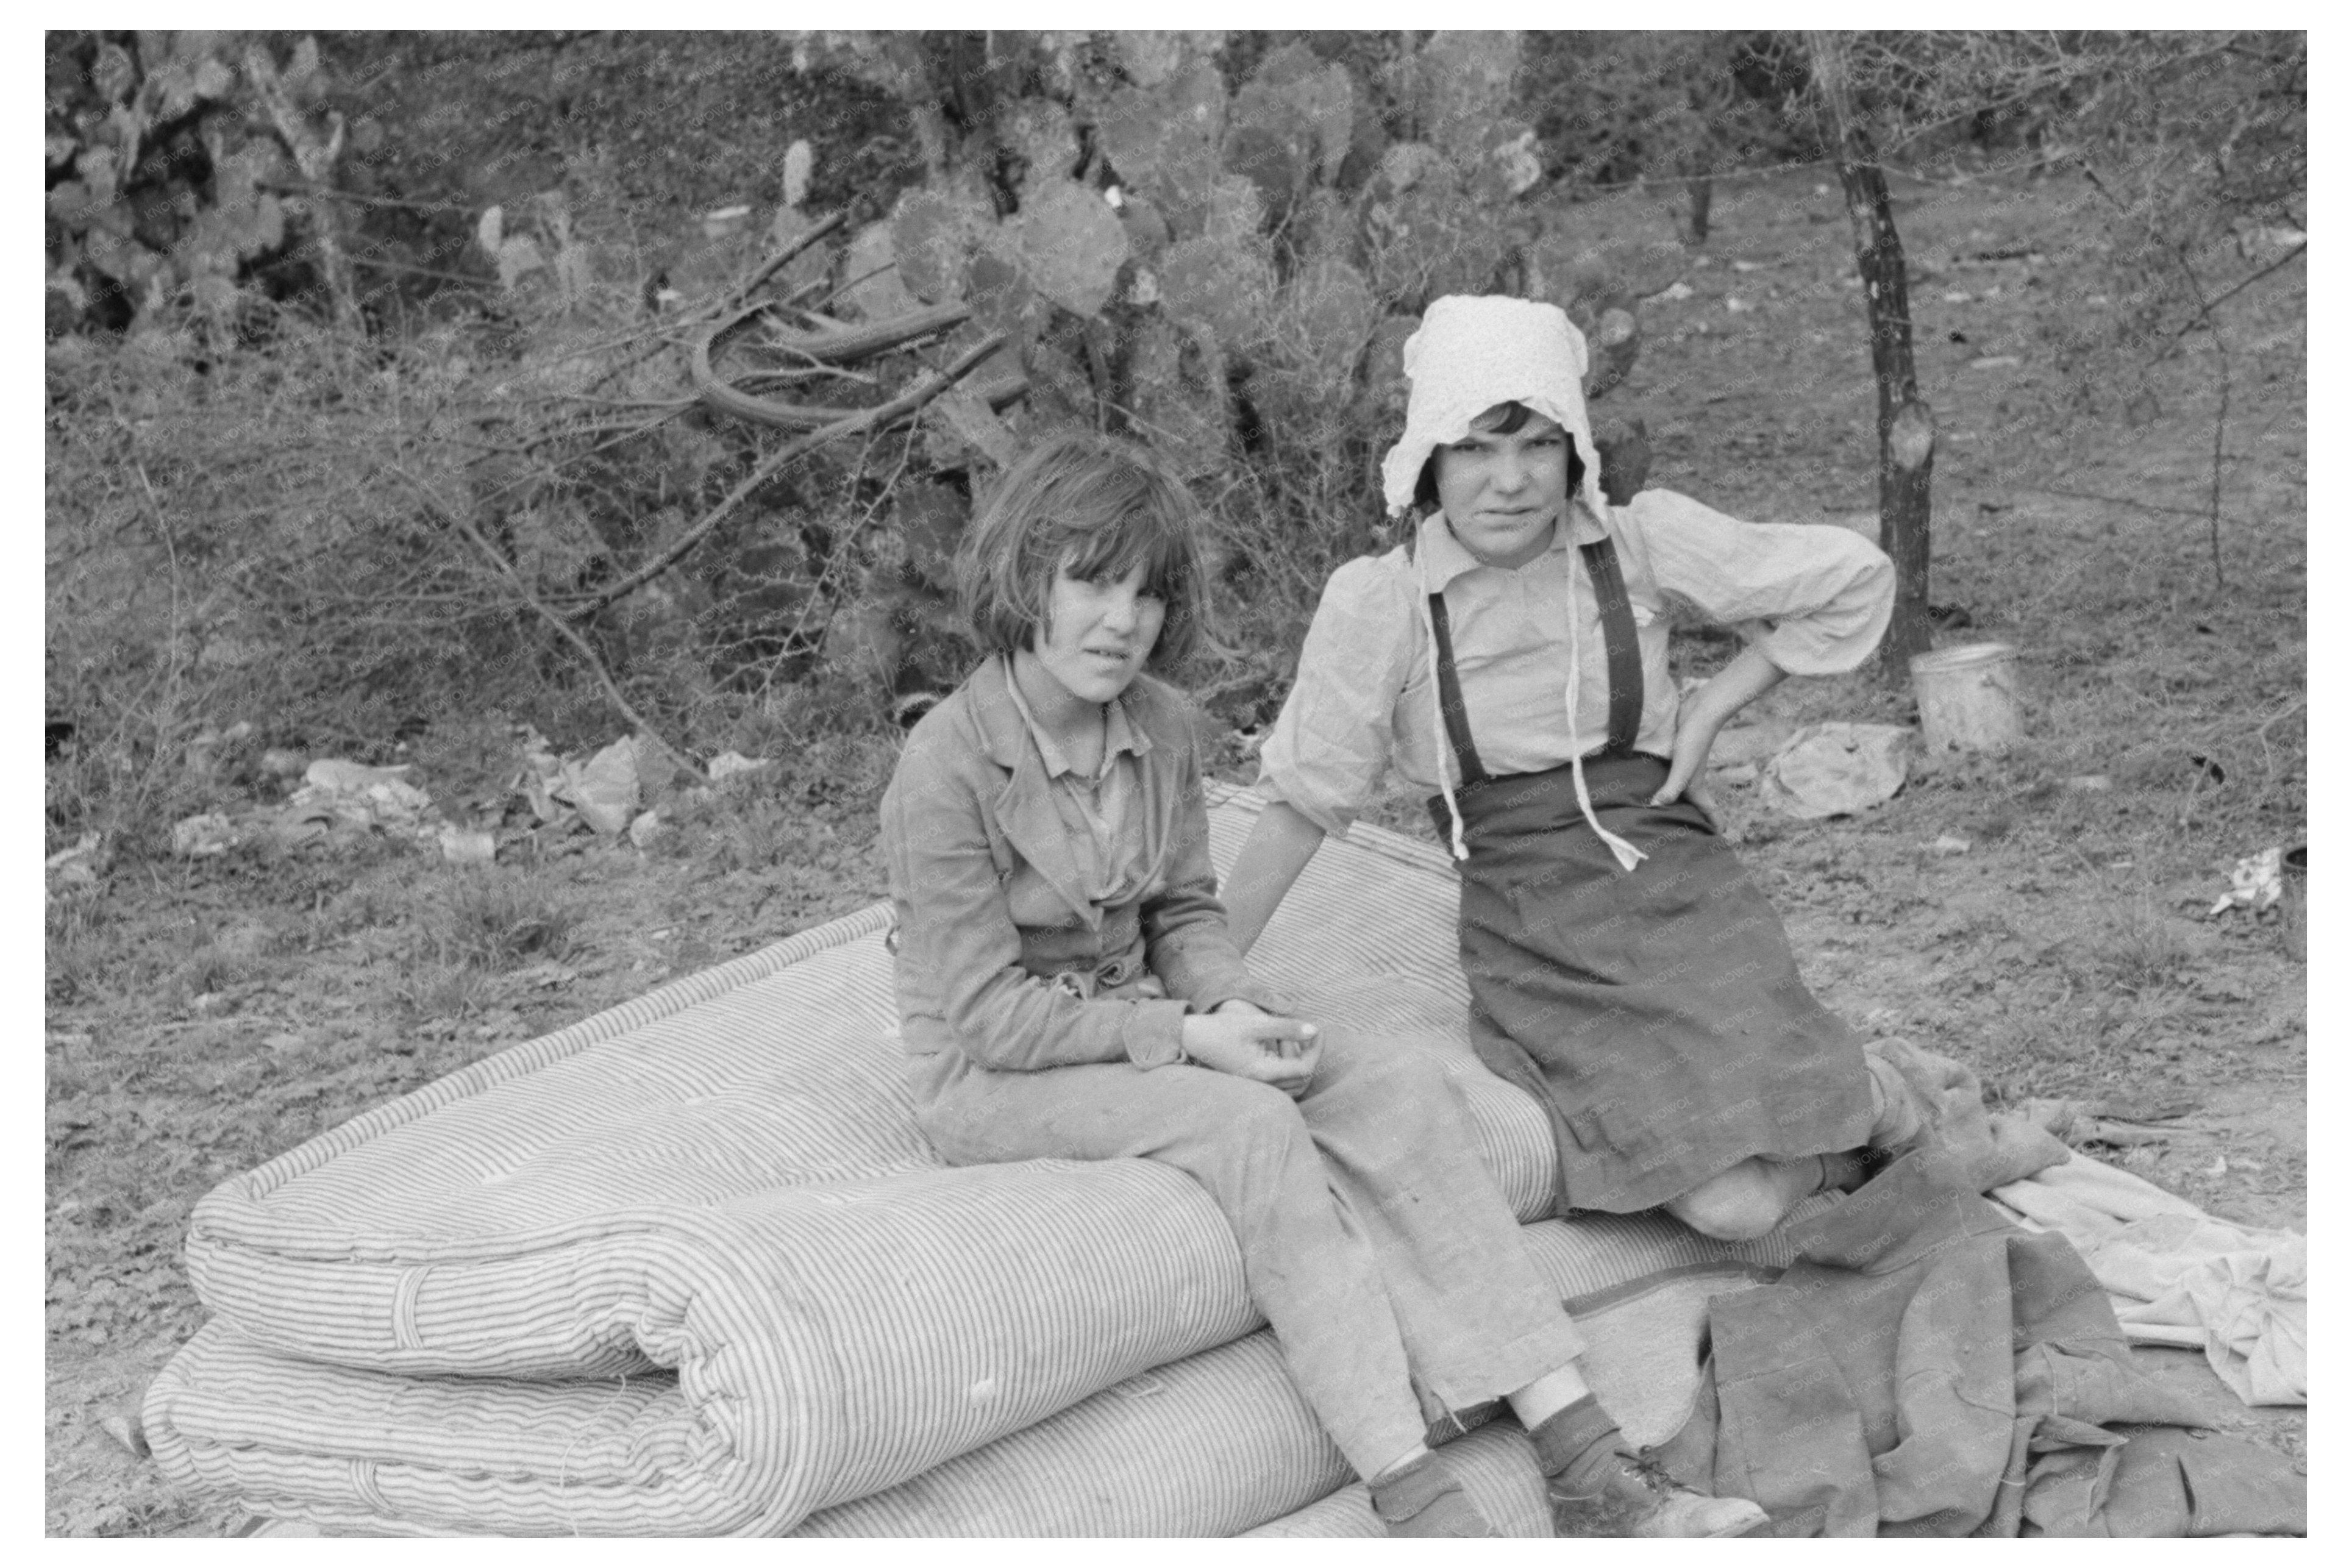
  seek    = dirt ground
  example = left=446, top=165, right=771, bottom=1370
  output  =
left=45, top=168, right=2305, bottom=1535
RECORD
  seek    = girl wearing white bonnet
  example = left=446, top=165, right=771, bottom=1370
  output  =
left=1232, top=293, right=1921, bottom=1251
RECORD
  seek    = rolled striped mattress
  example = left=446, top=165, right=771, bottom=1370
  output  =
left=144, top=786, right=1805, bottom=1536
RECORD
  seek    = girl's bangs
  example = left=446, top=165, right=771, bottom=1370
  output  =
left=1057, top=505, right=1188, bottom=599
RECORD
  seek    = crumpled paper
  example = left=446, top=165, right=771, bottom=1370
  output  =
left=284, top=760, right=435, bottom=833
left=48, top=831, right=102, bottom=885
left=171, top=813, right=241, bottom=857
left=2211, top=846, right=2283, bottom=916
left=515, top=732, right=643, bottom=836
left=706, top=750, right=772, bottom=784
left=1759, top=721, right=1913, bottom=819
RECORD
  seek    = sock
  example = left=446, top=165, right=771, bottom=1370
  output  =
left=1369, top=1450, right=1482, bottom=1533
left=1528, top=1395, right=1626, bottom=1492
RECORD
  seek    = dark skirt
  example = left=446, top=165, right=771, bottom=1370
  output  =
left=1433, top=753, right=1874, bottom=1216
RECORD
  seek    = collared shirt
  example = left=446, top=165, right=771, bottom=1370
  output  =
left=1256, top=490, right=1895, bottom=838
left=881, top=657, right=1280, bottom=1073
left=1000, top=661, right=1154, bottom=924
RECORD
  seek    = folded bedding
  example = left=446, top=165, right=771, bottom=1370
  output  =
left=145, top=787, right=1794, bottom=1535
left=148, top=1249, right=1787, bottom=1536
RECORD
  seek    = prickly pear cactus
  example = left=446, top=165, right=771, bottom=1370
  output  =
left=46, top=32, right=324, bottom=327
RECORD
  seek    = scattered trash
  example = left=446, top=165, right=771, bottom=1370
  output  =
left=1931, top=833, right=1973, bottom=855
left=1660, top=280, right=1695, bottom=301
left=268, top=805, right=337, bottom=850
left=2204, top=1155, right=2229, bottom=1179
left=100, top=1411, right=149, bottom=1459
left=290, top=759, right=435, bottom=834
left=438, top=823, right=497, bottom=865
left=1723, top=296, right=1750, bottom=313
left=46, top=832, right=101, bottom=888
left=1969, top=354, right=2021, bottom=370
left=2210, top=846, right=2284, bottom=917
left=514, top=726, right=568, bottom=822
left=627, top=808, right=668, bottom=850
left=1759, top=722, right=1912, bottom=819
left=1942, top=288, right=1974, bottom=304
left=171, top=813, right=240, bottom=857
left=2064, top=774, right=2114, bottom=792
left=1730, top=258, right=1766, bottom=273
left=705, top=751, right=772, bottom=784
left=565, top=736, right=641, bottom=835
left=1911, top=643, right=2023, bottom=758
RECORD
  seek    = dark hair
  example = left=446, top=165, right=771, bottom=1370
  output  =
left=1409, top=400, right=1587, bottom=513
left=955, top=431, right=1212, bottom=671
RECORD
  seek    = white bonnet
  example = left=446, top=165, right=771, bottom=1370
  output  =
left=1377, top=294, right=1606, bottom=519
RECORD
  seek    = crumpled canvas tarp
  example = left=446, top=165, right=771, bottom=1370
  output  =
left=1651, top=1152, right=2304, bottom=1538
left=1994, top=1158, right=2306, bottom=1407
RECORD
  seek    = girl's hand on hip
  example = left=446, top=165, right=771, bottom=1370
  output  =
left=1649, top=711, right=1726, bottom=833
left=1185, top=1006, right=1322, bottom=1097
left=1650, top=644, right=1787, bottom=832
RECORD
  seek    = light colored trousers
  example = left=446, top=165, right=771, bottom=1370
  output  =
left=910, top=1028, right=1588, bottom=1478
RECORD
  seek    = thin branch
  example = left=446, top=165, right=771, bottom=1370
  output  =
left=2175, top=243, right=2305, bottom=333
left=565, top=330, right=1008, bottom=622
left=393, top=466, right=704, bottom=783
left=719, top=210, right=847, bottom=314
left=2014, top=484, right=2240, bottom=526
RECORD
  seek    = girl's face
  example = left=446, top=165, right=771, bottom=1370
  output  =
left=1434, top=410, right=1571, bottom=570
left=1029, top=559, right=1166, bottom=709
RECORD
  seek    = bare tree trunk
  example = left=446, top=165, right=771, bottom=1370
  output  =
left=1809, top=31, right=1936, bottom=682
left=1683, top=175, right=1713, bottom=246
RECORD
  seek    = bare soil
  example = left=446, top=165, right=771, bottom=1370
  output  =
left=45, top=168, right=2305, bottom=1535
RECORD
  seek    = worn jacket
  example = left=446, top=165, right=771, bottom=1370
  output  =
left=881, top=655, right=1278, bottom=1072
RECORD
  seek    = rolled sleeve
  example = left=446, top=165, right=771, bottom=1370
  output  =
left=1255, top=555, right=1417, bottom=838
left=1121, top=999, right=1191, bottom=1068
left=1626, top=489, right=1894, bottom=675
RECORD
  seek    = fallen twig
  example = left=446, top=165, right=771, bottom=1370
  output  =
left=2175, top=243, right=2304, bottom=335
left=566, top=330, right=1010, bottom=622
left=719, top=210, right=847, bottom=316
left=2013, top=484, right=2239, bottom=526
left=393, top=467, right=705, bottom=783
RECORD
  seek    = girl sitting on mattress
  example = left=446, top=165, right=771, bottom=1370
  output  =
left=1223, top=293, right=1930, bottom=1246
left=880, top=430, right=1766, bottom=1539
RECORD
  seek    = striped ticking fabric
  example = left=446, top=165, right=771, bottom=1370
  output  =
left=1244, top=1419, right=1557, bottom=1538
left=146, top=789, right=1800, bottom=1536
left=148, top=1239, right=1795, bottom=1536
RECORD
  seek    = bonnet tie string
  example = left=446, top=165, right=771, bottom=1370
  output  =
left=1564, top=529, right=1647, bottom=874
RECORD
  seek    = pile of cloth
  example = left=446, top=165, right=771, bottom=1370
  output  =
left=140, top=786, right=2304, bottom=1537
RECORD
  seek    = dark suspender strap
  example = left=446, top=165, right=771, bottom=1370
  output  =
left=1578, top=537, right=1644, bottom=754
left=1425, top=591, right=1490, bottom=786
